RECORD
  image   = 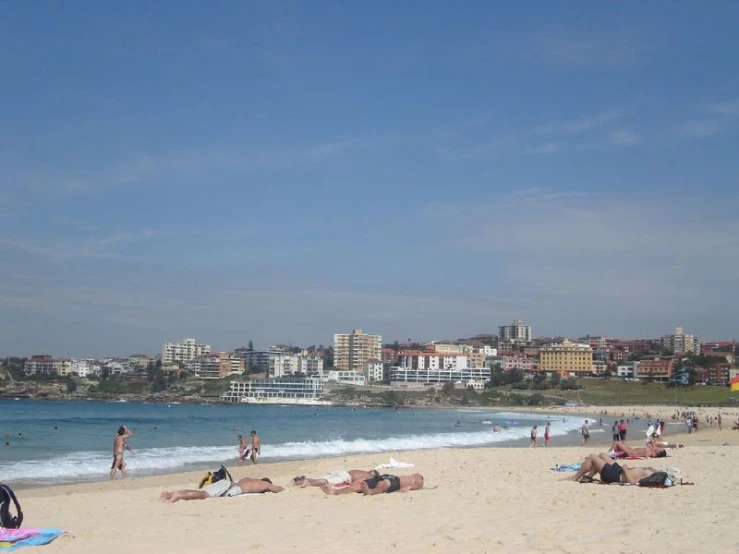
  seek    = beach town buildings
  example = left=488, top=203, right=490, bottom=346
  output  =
left=333, top=329, right=382, bottom=372
left=635, top=358, right=674, bottom=382
left=364, top=359, right=385, bottom=382
left=398, top=350, right=469, bottom=370
left=498, top=320, right=532, bottom=344
left=185, top=352, right=245, bottom=379
left=660, top=327, right=700, bottom=355
left=23, top=355, right=71, bottom=376
left=161, top=337, right=211, bottom=364
left=501, top=354, right=539, bottom=372
left=389, top=366, right=491, bottom=385
left=539, top=340, right=594, bottom=374
left=617, top=361, right=639, bottom=379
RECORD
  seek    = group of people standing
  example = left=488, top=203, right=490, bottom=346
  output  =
left=237, top=431, right=260, bottom=464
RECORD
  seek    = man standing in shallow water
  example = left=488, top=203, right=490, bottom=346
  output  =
left=109, top=424, right=134, bottom=480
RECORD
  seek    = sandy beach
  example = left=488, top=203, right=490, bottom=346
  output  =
left=13, top=405, right=739, bottom=554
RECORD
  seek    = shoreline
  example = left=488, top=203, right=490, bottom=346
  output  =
left=14, top=426, right=739, bottom=554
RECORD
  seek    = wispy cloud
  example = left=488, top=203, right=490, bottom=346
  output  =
left=677, top=120, right=719, bottom=139
left=533, top=111, right=621, bottom=135
left=708, top=98, right=739, bottom=117
left=526, top=143, right=560, bottom=154
left=609, top=129, right=641, bottom=146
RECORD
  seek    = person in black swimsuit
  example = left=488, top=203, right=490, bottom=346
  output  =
left=321, top=473, right=424, bottom=496
left=563, top=453, right=660, bottom=484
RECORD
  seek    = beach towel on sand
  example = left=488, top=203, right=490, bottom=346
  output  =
left=551, top=463, right=582, bottom=472
left=375, top=458, right=414, bottom=470
left=0, top=528, right=67, bottom=551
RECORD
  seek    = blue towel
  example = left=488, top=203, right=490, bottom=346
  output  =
left=0, top=529, right=66, bottom=552
left=550, top=463, right=582, bottom=472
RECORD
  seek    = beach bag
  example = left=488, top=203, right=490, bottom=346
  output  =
left=638, top=472, right=670, bottom=487
left=0, top=483, right=23, bottom=529
left=198, top=465, right=233, bottom=489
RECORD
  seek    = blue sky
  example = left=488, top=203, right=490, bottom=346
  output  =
left=1, top=1, right=738, bottom=357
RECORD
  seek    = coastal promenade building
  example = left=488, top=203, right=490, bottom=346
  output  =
left=185, top=352, right=245, bottom=379
left=389, top=366, right=491, bottom=385
left=539, top=340, right=594, bottom=374
left=398, top=350, right=468, bottom=370
left=334, top=329, right=382, bottom=372
left=162, top=337, right=211, bottom=364
left=498, top=320, right=532, bottom=344
left=661, top=327, right=701, bottom=355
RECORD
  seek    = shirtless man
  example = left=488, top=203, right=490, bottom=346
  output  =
left=159, top=476, right=284, bottom=503
left=250, top=430, right=260, bottom=464
left=563, top=453, right=661, bottom=484
left=292, top=469, right=378, bottom=488
left=109, top=425, right=134, bottom=480
left=237, top=435, right=249, bottom=462
left=321, top=473, right=424, bottom=496
left=610, top=440, right=667, bottom=458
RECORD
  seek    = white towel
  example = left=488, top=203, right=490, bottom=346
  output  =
left=375, top=457, right=414, bottom=469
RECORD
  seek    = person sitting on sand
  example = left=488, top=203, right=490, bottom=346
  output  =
left=610, top=440, right=667, bottom=458
left=159, top=476, right=284, bottom=503
left=292, top=469, right=379, bottom=488
left=321, top=473, right=424, bottom=496
left=564, top=453, right=662, bottom=484
left=647, top=434, right=683, bottom=449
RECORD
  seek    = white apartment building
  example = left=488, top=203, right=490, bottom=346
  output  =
left=498, top=319, right=532, bottom=344
left=24, top=355, right=56, bottom=375
left=322, top=370, right=367, bottom=386
left=483, top=346, right=498, bottom=357
left=364, top=360, right=385, bottom=382
left=71, top=359, right=101, bottom=378
left=617, top=361, right=639, bottom=379
left=161, top=337, right=211, bottom=364
left=334, top=329, right=382, bottom=372
left=389, top=366, right=491, bottom=384
left=398, top=352, right=469, bottom=370
left=661, top=327, right=700, bottom=355
left=298, top=355, right=324, bottom=376
left=221, top=377, right=325, bottom=402
left=106, top=360, right=134, bottom=376
left=268, top=352, right=300, bottom=378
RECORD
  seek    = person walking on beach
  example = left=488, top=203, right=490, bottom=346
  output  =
left=618, top=419, right=627, bottom=441
left=544, top=422, right=551, bottom=447
left=718, top=413, right=722, bottom=431
left=250, top=430, right=260, bottom=464
left=581, top=420, right=590, bottom=446
left=611, top=420, right=619, bottom=442
left=530, top=425, right=538, bottom=447
left=237, top=435, right=249, bottom=462
left=109, top=424, right=134, bottom=480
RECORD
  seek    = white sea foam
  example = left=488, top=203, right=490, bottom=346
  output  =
left=0, top=419, right=584, bottom=483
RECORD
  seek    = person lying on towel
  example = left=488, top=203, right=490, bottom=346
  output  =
left=610, top=440, right=667, bottom=458
left=562, top=453, right=662, bottom=484
left=159, top=477, right=284, bottom=503
left=291, top=469, right=379, bottom=488
left=321, top=473, right=424, bottom=496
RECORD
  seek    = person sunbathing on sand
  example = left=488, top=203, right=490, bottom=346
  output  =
left=292, top=469, right=379, bottom=488
left=159, top=477, right=284, bottom=503
left=610, top=440, right=667, bottom=458
left=563, top=453, right=661, bottom=484
left=647, top=435, right=684, bottom=449
left=321, top=473, right=424, bottom=496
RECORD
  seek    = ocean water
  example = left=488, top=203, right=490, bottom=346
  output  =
left=0, top=400, right=596, bottom=486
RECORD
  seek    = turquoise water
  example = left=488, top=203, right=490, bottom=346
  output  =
left=0, top=400, right=594, bottom=485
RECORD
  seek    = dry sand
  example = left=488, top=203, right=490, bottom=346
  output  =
left=15, top=407, right=739, bottom=554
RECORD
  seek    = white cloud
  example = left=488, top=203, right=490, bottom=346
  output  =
left=526, top=143, right=560, bottom=154
left=532, top=111, right=620, bottom=135
left=677, top=120, right=718, bottom=139
left=609, top=129, right=641, bottom=145
left=708, top=98, right=739, bottom=117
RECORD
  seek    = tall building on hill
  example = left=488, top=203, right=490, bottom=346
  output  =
left=498, top=320, right=532, bottom=344
left=334, top=329, right=382, bottom=371
left=162, top=337, right=211, bottom=364
left=660, top=327, right=700, bottom=355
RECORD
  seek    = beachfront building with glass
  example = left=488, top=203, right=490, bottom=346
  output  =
left=221, top=377, right=324, bottom=402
